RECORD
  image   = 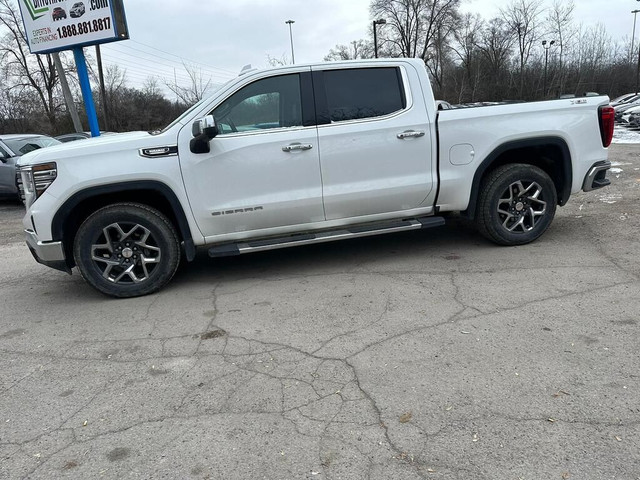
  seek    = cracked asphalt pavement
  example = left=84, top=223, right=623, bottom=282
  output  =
left=1, top=144, right=639, bottom=479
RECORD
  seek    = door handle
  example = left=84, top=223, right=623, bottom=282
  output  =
left=397, top=130, right=425, bottom=139
left=282, top=143, right=313, bottom=152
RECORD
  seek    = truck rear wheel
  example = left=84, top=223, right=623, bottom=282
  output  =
left=73, top=203, right=181, bottom=298
left=476, top=164, right=557, bottom=246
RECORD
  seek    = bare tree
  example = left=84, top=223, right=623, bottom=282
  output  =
left=0, top=0, right=61, bottom=129
left=451, top=13, right=484, bottom=101
left=370, top=0, right=425, bottom=58
left=142, top=77, right=163, bottom=97
left=371, top=0, right=460, bottom=60
left=266, top=54, right=289, bottom=67
left=324, top=40, right=373, bottom=61
left=425, top=15, right=458, bottom=95
left=0, top=89, right=40, bottom=132
left=103, top=64, right=127, bottom=93
left=546, top=0, right=575, bottom=95
left=476, top=18, right=515, bottom=97
left=501, top=0, right=543, bottom=98
left=165, top=62, right=212, bottom=105
left=574, top=23, right=613, bottom=94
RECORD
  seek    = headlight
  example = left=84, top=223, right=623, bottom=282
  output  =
left=19, top=162, right=57, bottom=208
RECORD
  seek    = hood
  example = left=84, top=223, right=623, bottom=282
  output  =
left=17, top=131, right=152, bottom=167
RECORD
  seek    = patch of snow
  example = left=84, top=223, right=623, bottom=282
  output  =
left=597, top=193, right=623, bottom=204
left=612, top=125, right=640, bottom=144
left=610, top=168, right=623, bottom=174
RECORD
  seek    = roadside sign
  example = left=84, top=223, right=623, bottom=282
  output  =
left=18, top=0, right=129, bottom=54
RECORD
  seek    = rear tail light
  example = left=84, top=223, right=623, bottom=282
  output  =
left=598, top=105, right=615, bottom=148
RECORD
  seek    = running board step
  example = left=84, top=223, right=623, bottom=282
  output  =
left=208, top=216, right=445, bottom=258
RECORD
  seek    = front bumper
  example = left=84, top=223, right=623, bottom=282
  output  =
left=582, top=161, right=611, bottom=192
left=25, top=229, right=71, bottom=274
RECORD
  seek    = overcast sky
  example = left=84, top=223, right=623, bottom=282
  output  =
left=99, top=0, right=635, bottom=90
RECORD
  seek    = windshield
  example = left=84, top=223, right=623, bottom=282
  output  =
left=157, top=79, right=236, bottom=134
left=3, top=136, right=61, bottom=156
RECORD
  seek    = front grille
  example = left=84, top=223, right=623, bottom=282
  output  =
left=16, top=171, right=24, bottom=204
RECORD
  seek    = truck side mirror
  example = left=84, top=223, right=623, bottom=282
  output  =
left=190, top=115, right=218, bottom=154
left=192, top=115, right=218, bottom=139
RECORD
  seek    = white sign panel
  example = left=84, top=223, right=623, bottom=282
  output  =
left=18, top=0, right=129, bottom=54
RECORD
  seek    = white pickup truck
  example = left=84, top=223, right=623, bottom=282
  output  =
left=17, top=59, right=614, bottom=297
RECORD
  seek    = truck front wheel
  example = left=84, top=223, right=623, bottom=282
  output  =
left=73, top=203, right=181, bottom=297
left=476, top=164, right=557, bottom=246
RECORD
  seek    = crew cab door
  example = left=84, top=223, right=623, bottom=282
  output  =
left=178, top=71, right=324, bottom=240
left=312, top=64, right=435, bottom=220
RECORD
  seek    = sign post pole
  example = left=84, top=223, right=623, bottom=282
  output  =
left=72, top=47, right=100, bottom=137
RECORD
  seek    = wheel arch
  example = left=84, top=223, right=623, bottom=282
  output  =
left=462, top=137, right=572, bottom=220
left=52, top=181, right=196, bottom=268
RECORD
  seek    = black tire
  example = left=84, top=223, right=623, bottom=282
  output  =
left=73, top=203, right=181, bottom=298
left=476, top=164, right=557, bottom=246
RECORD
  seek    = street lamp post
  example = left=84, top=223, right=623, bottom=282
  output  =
left=632, top=9, right=640, bottom=63
left=373, top=19, right=386, bottom=58
left=285, top=20, right=295, bottom=64
left=542, top=39, right=555, bottom=99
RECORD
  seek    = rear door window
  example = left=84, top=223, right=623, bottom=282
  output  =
left=321, top=68, right=406, bottom=122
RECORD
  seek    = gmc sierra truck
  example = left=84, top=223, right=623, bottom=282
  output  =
left=17, top=59, right=615, bottom=297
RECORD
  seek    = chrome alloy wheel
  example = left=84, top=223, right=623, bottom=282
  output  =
left=91, top=222, right=161, bottom=284
left=496, top=180, right=547, bottom=233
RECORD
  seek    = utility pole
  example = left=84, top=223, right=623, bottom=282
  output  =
left=52, top=53, right=83, bottom=133
left=95, top=45, right=110, bottom=131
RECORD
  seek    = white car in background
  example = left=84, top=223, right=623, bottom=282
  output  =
left=0, top=134, right=61, bottom=201
left=610, top=93, right=639, bottom=106
left=620, top=105, right=640, bottom=124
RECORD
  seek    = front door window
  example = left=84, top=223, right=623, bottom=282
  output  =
left=212, top=74, right=302, bottom=135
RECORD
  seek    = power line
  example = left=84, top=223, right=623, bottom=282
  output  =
left=128, top=39, right=238, bottom=75
left=104, top=45, right=227, bottom=78
left=109, top=42, right=236, bottom=79
left=96, top=67, right=194, bottom=90
left=100, top=54, right=214, bottom=84
left=97, top=67, right=164, bottom=83
left=101, top=48, right=230, bottom=82
left=97, top=59, right=226, bottom=101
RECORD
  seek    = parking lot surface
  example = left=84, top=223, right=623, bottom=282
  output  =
left=1, top=144, right=639, bottom=479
